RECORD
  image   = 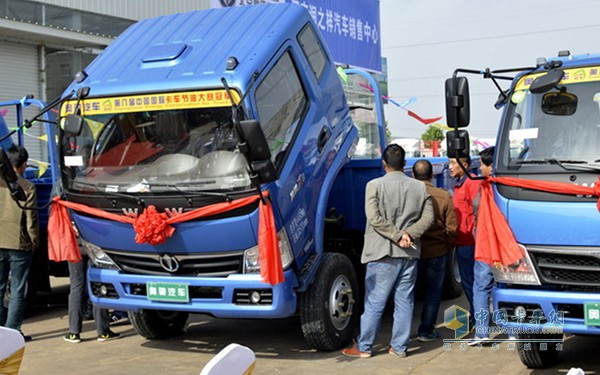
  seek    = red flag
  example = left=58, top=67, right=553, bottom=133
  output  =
left=407, top=110, right=443, bottom=125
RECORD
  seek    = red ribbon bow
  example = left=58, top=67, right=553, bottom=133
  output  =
left=133, top=206, right=175, bottom=245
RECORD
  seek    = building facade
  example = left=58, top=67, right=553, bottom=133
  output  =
left=0, top=0, right=209, bottom=161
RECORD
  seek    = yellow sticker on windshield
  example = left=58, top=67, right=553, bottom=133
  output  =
left=514, top=66, right=600, bottom=91
left=60, top=89, right=240, bottom=116
left=511, top=90, right=526, bottom=104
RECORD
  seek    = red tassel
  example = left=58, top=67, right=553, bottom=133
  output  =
left=258, top=197, right=284, bottom=286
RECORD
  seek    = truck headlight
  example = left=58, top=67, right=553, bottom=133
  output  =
left=81, top=239, right=120, bottom=270
left=491, top=244, right=541, bottom=285
left=243, top=228, right=294, bottom=274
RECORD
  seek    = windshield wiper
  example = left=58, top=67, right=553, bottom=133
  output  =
left=71, top=180, right=146, bottom=206
left=559, top=163, right=600, bottom=172
left=145, top=183, right=237, bottom=202
left=516, top=158, right=587, bottom=164
left=516, top=159, right=600, bottom=172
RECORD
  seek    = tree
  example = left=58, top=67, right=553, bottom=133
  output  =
left=421, top=125, right=445, bottom=156
left=385, top=121, right=391, bottom=145
left=421, top=125, right=444, bottom=143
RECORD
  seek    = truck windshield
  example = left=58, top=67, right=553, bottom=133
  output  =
left=60, top=103, right=250, bottom=194
left=503, top=73, right=600, bottom=169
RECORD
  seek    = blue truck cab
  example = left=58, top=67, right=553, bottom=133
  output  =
left=55, top=4, right=371, bottom=350
left=445, top=52, right=600, bottom=368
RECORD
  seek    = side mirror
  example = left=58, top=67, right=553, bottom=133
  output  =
left=530, top=69, right=564, bottom=94
left=0, top=147, right=26, bottom=201
left=445, top=76, right=470, bottom=128
left=446, top=130, right=471, bottom=158
left=63, top=114, right=84, bottom=136
left=237, top=120, right=277, bottom=184
left=238, top=120, right=271, bottom=162
left=541, top=91, right=577, bottom=116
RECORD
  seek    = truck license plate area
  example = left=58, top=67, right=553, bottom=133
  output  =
left=147, top=282, right=189, bottom=303
left=584, top=303, right=600, bottom=326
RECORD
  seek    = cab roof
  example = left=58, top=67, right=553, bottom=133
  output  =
left=67, top=4, right=314, bottom=98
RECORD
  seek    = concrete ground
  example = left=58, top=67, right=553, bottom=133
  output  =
left=14, top=277, right=600, bottom=375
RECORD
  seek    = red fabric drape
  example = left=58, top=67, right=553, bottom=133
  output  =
left=475, top=176, right=600, bottom=267
left=47, top=193, right=284, bottom=285
left=47, top=197, right=82, bottom=263
left=258, top=198, right=284, bottom=285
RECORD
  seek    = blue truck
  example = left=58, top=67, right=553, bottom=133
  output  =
left=445, top=51, right=600, bottom=368
left=3, top=3, right=455, bottom=351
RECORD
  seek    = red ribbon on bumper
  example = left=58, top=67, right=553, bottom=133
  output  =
left=475, top=176, right=600, bottom=267
left=48, top=193, right=284, bottom=285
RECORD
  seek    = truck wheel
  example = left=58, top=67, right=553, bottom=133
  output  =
left=128, top=310, right=189, bottom=339
left=299, top=252, right=359, bottom=351
left=517, top=333, right=562, bottom=368
left=442, top=248, right=463, bottom=300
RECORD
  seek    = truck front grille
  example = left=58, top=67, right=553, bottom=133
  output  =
left=104, top=249, right=244, bottom=277
left=528, top=246, right=600, bottom=291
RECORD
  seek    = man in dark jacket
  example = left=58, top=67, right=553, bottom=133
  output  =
left=0, top=145, right=38, bottom=341
left=413, top=159, right=457, bottom=342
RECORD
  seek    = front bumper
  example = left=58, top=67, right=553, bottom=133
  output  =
left=493, top=286, right=600, bottom=335
left=87, top=267, right=298, bottom=319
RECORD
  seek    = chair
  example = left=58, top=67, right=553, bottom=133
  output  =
left=199, top=343, right=256, bottom=375
left=0, top=326, right=26, bottom=375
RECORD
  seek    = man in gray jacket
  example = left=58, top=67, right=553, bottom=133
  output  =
left=0, top=145, right=38, bottom=341
left=342, top=144, right=433, bottom=358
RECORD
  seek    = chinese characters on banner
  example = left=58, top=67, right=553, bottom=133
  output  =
left=60, top=89, right=241, bottom=116
left=210, top=0, right=382, bottom=72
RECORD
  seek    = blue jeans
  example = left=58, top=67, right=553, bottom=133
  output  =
left=473, top=260, right=495, bottom=338
left=357, top=257, right=417, bottom=354
left=68, top=257, right=109, bottom=335
left=417, top=254, right=448, bottom=336
left=456, top=245, right=475, bottom=319
left=0, top=249, right=33, bottom=331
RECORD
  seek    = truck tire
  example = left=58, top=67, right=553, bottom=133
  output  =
left=442, top=248, right=463, bottom=300
left=128, top=310, right=189, bottom=339
left=517, top=333, right=562, bottom=368
left=299, top=252, right=359, bottom=351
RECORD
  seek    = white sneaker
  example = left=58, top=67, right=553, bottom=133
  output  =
left=467, top=337, right=491, bottom=346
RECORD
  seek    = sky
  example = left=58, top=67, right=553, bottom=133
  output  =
left=380, top=0, right=600, bottom=141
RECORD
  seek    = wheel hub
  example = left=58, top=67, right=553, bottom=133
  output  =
left=329, top=274, right=355, bottom=330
